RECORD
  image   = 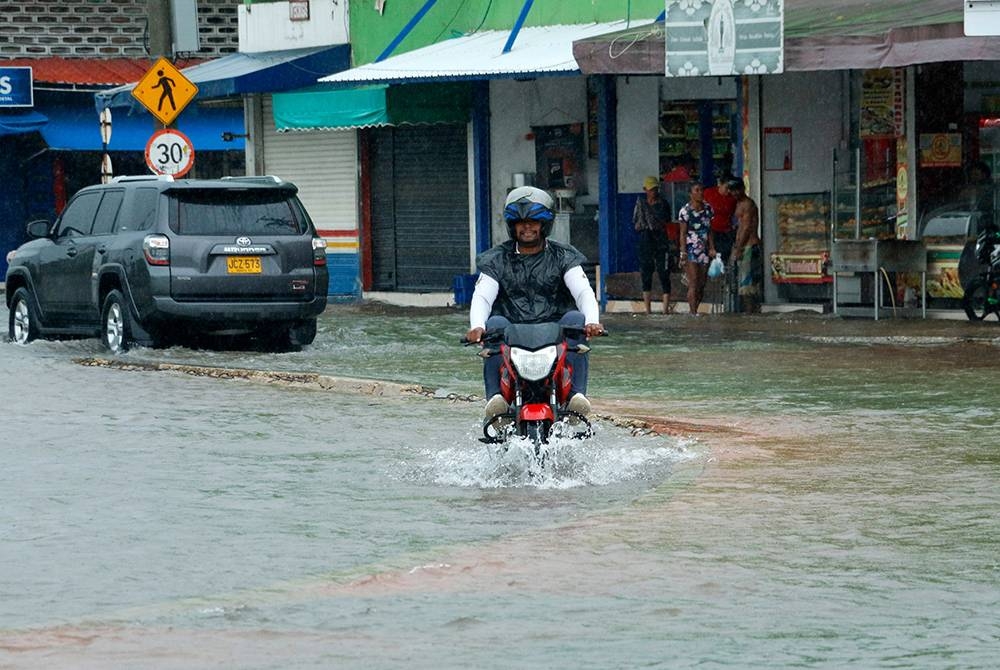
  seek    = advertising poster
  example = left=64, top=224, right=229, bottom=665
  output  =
left=860, top=69, right=895, bottom=138
left=533, top=124, right=587, bottom=194
left=919, top=133, right=962, bottom=168
left=0, top=66, right=33, bottom=107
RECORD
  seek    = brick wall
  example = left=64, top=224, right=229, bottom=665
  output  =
left=0, top=0, right=238, bottom=58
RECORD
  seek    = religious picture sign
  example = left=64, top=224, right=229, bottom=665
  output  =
left=665, top=0, right=784, bottom=77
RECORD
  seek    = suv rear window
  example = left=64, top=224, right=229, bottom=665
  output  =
left=168, top=190, right=306, bottom=236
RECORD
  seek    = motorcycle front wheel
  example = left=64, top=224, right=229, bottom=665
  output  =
left=962, top=277, right=992, bottom=321
left=522, top=421, right=551, bottom=452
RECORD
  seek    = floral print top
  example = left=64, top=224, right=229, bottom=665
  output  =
left=678, top=202, right=715, bottom=265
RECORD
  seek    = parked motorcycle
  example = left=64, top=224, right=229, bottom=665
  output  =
left=961, top=226, right=1000, bottom=321
left=465, top=322, right=602, bottom=449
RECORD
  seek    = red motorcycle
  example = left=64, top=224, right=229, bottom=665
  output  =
left=470, top=322, right=598, bottom=448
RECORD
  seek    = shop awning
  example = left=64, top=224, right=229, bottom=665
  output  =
left=273, top=82, right=473, bottom=131
left=95, top=45, right=350, bottom=111
left=572, top=0, right=1000, bottom=75
left=0, top=110, right=48, bottom=136
left=41, top=104, right=244, bottom=151
left=3, top=57, right=203, bottom=87
left=319, top=20, right=654, bottom=87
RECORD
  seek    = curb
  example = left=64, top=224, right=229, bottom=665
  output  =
left=74, top=356, right=689, bottom=438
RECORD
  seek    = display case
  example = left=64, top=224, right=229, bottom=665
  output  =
left=833, top=146, right=897, bottom=241
left=770, top=191, right=832, bottom=284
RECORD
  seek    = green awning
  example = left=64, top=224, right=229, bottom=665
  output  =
left=273, top=82, right=471, bottom=131
left=273, top=85, right=389, bottom=130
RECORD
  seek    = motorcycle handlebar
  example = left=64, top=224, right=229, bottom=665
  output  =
left=461, top=327, right=609, bottom=345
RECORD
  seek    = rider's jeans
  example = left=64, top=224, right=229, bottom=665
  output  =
left=482, top=310, right=588, bottom=400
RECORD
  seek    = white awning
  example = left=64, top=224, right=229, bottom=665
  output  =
left=319, top=20, right=654, bottom=86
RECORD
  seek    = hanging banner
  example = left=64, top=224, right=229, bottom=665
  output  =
left=860, top=69, right=896, bottom=138
left=664, top=0, right=783, bottom=77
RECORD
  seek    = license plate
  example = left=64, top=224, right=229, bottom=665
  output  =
left=226, top=256, right=261, bottom=274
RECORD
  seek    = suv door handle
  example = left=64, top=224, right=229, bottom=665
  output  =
left=66, top=246, right=78, bottom=257
left=97, top=244, right=107, bottom=254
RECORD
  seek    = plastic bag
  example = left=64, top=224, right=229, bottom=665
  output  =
left=708, top=255, right=725, bottom=278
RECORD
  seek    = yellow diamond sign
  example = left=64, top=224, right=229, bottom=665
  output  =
left=131, top=57, right=198, bottom=126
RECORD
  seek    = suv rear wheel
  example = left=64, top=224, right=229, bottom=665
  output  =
left=257, top=318, right=317, bottom=351
left=101, top=289, right=135, bottom=353
left=289, top=318, right=318, bottom=347
left=8, top=287, right=40, bottom=345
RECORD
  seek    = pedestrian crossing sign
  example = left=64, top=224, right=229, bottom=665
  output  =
left=131, top=57, right=198, bottom=126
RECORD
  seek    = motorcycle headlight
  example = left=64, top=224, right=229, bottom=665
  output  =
left=509, top=345, right=558, bottom=381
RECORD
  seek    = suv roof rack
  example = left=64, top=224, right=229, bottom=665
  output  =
left=111, top=175, right=175, bottom=183
left=221, top=175, right=284, bottom=184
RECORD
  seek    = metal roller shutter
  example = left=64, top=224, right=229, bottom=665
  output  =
left=371, top=124, right=469, bottom=291
left=261, top=97, right=358, bottom=234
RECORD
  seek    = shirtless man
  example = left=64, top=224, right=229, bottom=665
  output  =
left=729, top=179, right=762, bottom=313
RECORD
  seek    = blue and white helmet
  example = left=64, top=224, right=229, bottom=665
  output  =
left=503, top=186, right=555, bottom=239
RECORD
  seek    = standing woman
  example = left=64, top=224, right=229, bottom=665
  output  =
left=633, top=176, right=672, bottom=314
left=677, top=181, right=716, bottom=315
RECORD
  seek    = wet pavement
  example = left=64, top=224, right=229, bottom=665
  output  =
left=2, top=300, right=999, bottom=669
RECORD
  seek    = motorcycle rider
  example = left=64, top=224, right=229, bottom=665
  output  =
left=465, top=186, right=604, bottom=424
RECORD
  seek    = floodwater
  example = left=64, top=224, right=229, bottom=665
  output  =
left=2, top=305, right=999, bottom=668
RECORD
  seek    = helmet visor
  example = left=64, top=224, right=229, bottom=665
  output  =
left=504, top=200, right=554, bottom=224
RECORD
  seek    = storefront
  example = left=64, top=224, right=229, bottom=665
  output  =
left=268, top=81, right=475, bottom=295
left=573, top=1, right=1000, bottom=312
left=610, top=74, right=742, bottom=291
left=259, top=93, right=361, bottom=299
left=768, top=61, right=1000, bottom=310
left=314, top=21, right=649, bottom=300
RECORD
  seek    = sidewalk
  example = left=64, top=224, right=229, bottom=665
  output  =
left=339, top=298, right=999, bottom=344
left=597, top=309, right=994, bottom=341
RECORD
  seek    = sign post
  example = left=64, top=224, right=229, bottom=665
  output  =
left=100, top=108, right=113, bottom=183
left=131, top=57, right=198, bottom=127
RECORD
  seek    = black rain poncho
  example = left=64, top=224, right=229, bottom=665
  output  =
left=475, top=239, right=587, bottom=324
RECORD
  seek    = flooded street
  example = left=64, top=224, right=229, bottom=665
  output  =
left=2, top=305, right=999, bottom=668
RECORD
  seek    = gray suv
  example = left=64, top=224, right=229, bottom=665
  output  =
left=5, top=175, right=328, bottom=352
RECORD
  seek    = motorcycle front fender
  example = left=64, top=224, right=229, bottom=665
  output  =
left=519, top=403, right=555, bottom=422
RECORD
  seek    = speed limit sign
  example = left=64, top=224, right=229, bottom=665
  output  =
left=145, top=128, right=195, bottom=177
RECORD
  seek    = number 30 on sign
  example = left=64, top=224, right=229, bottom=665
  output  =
left=145, top=128, right=195, bottom=177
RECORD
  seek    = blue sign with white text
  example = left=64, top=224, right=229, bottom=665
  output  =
left=0, top=67, right=34, bottom=107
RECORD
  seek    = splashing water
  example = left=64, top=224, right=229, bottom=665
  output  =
left=411, top=420, right=700, bottom=489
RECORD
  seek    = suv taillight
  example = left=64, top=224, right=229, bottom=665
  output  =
left=143, top=234, right=170, bottom=266
left=312, top=237, right=327, bottom=266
